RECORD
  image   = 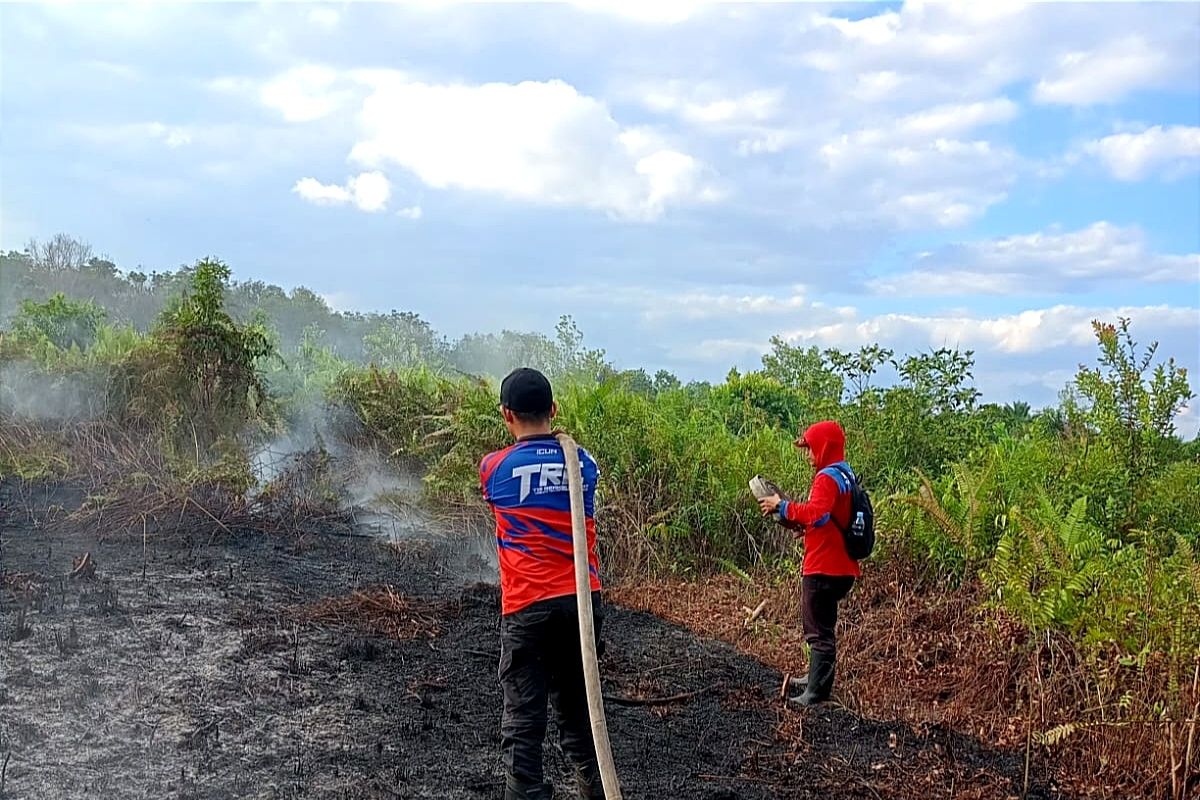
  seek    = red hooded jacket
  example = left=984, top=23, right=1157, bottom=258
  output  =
left=778, top=420, right=861, bottom=578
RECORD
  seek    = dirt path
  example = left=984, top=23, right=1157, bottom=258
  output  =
left=0, top=481, right=1054, bottom=800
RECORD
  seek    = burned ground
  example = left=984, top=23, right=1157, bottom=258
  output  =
left=0, top=480, right=1055, bottom=800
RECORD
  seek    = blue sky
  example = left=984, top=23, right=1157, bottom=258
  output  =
left=2, top=1, right=1199, bottom=430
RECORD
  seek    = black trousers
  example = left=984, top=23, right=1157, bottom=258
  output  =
left=802, top=574, right=854, bottom=656
left=499, top=592, right=604, bottom=788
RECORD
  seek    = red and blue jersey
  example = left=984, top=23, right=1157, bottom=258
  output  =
left=480, top=433, right=602, bottom=615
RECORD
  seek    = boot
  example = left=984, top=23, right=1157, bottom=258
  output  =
left=788, top=650, right=835, bottom=706
left=577, top=760, right=605, bottom=800
left=504, top=776, right=553, bottom=800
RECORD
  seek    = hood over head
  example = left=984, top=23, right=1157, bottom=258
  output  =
left=799, top=420, right=846, bottom=470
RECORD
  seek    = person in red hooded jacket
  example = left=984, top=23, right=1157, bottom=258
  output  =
left=758, top=420, right=861, bottom=705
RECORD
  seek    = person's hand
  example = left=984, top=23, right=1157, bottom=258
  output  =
left=758, top=494, right=782, bottom=516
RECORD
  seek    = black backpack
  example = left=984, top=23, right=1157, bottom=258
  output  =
left=818, top=463, right=875, bottom=560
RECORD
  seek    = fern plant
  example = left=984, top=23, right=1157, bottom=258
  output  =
left=987, top=494, right=1108, bottom=634
left=892, top=461, right=996, bottom=579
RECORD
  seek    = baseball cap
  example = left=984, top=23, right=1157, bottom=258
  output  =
left=500, top=367, right=553, bottom=415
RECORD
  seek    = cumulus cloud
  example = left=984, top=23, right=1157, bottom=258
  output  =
left=249, top=65, right=716, bottom=220
left=260, top=64, right=349, bottom=122
left=395, top=205, right=423, bottom=220
left=710, top=3, right=1195, bottom=226
left=815, top=133, right=1017, bottom=228
left=346, top=74, right=714, bottom=220
left=642, top=287, right=812, bottom=322
left=636, top=81, right=784, bottom=127
left=569, top=0, right=707, bottom=25
left=292, top=171, right=391, bottom=212
left=871, top=223, right=1200, bottom=296
left=781, top=304, right=1200, bottom=356
left=244, top=3, right=1197, bottom=228
left=892, top=98, right=1018, bottom=139
left=1034, top=36, right=1175, bottom=106
left=803, top=3, right=1198, bottom=106
left=1083, top=125, right=1200, bottom=181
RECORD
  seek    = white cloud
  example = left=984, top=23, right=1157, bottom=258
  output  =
left=522, top=281, right=832, bottom=329
left=733, top=4, right=1195, bottom=227
left=346, top=75, right=714, bottom=220
left=205, top=75, right=253, bottom=95
left=637, top=81, right=784, bottom=126
left=260, top=64, right=348, bottom=122
left=396, top=205, right=423, bottom=220
left=347, top=171, right=391, bottom=212
left=814, top=8, right=904, bottom=46
left=643, top=287, right=812, bottom=322
left=1034, top=36, right=1172, bottom=106
left=871, top=223, right=1200, bottom=296
left=850, top=70, right=907, bottom=103
left=307, top=6, right=340, bottom=28
left=669, top=337, right=770, bottom=362
left=1083, top=125, right=1200, bottom=181
left=816, top=134, right=1016, bottom=228
left=293, top=177, right=351, bottom=206
left=292, top=171, right=391, bottom=212
left=154, top=124, right=192, bottom=148
left=64, top=122, right=192, bottom=149
left=782, top=304, right=1200, bottom=356
left=803, top=3, right=1198, bottom=108
left=893, top=98, right=1018, bottom=139
left=569, top=0, right=707, bottom=25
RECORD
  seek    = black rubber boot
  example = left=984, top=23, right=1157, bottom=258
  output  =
left=789, top=650, right=835, bottom=706
left=576, top=760, right=605, bottom=799
left=504, top=777, right=553, bottom=800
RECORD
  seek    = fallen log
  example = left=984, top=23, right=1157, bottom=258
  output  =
left=743, top=599, right=767, bottom=628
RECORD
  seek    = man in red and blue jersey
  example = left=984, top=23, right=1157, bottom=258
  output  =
left=480, top=367, right=605, bottom=800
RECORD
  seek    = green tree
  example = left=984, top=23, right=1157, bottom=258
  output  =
left=825, top=344, right=893, bottom=405
left=147, top=258, right=275, bottom=447
left=895, top=347, right=980, bottom=414
left=711, top=368, right=806, bottom=434
left=9, top=293, right=107, bottom=350
left=653, top=369, right=681, bottom=394
left=553, top=315, right=609, bottom=380
left=611, top=368, right=655, bottom=396
left=1070, top=317, right=1194, bottom=529
left=450, top=329, right=558, bottom=377
left=363, top=311, right=448, bottom=370
left=760, top=336, right=843, bottom=411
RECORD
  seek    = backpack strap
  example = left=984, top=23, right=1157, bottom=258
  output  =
left=818, top=462, right=855, bottom=536
left=819, top=463, right=855, bottom=493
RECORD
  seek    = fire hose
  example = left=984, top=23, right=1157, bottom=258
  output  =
left=556, top=432, right=623, bottom=800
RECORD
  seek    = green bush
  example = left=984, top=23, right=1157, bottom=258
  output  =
left=1138, top=459, right=1200, bottom=543
left=8, top=293, right=106, bottom=351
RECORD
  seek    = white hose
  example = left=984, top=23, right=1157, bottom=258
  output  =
left=556, top=432, right=623, bottom=800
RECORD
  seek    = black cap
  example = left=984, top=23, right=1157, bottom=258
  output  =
left=500, top=367, right=553, bottom=414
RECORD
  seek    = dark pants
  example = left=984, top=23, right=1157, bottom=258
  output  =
left=499, top=592, right=604, bottom=790
left=802, top=574, right=854, bottom=656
